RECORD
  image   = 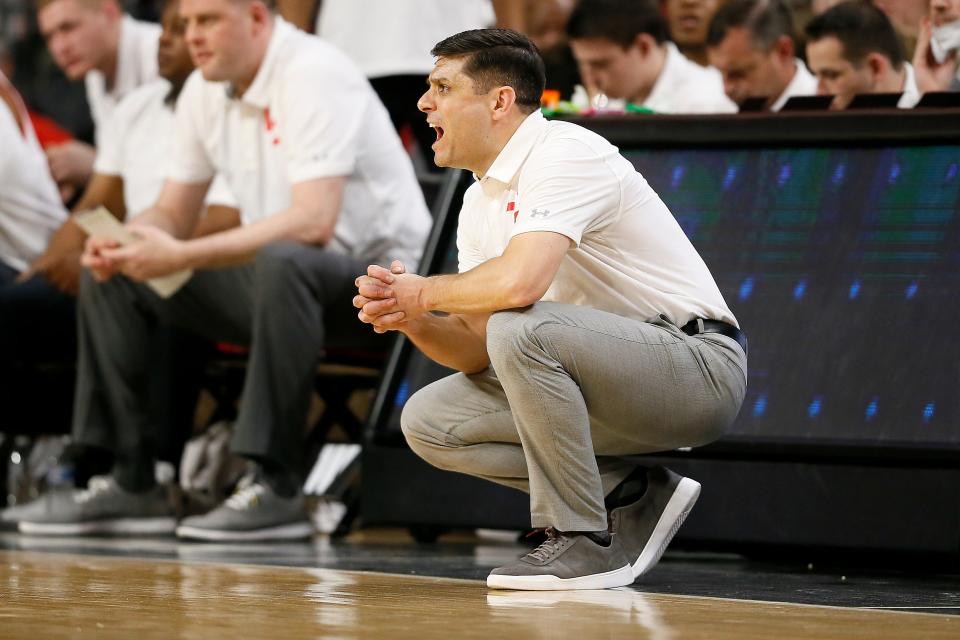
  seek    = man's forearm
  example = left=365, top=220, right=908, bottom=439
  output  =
left=133, top=205, right=194, bottom=238
left=180, top=203, right=329, bottom=270
left=401, top=312, right=490, bottom=374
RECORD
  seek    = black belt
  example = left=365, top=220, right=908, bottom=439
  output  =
left=681, top=318, right=748, bottom=355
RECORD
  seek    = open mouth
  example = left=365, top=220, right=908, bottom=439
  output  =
left=430, top=123, right=445, bottom=145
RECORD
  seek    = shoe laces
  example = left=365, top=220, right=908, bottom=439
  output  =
left=74, top=476, right=114, bottom=504
left=526, top=527, right=566, bottom=563
left=225, top=474, right=267, bottom=511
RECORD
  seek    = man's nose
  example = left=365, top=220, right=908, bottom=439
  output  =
left=417, top=89, right=433, bottom=113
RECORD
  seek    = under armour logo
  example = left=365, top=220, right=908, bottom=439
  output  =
left=530, top=208, right=551, bottom=219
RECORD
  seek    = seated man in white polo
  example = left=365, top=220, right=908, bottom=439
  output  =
left=18, top=0, right=431, bottom=541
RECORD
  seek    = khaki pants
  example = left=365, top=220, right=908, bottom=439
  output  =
left=401, top=302, right=747, bottom=531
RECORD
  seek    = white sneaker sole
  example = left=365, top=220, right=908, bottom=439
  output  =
left=631, top=477, right=701, bottom=578
left=486, top=564, right=634, bottom=591
left=18, top=517, right=177, bottom=536
left=175, top=522, right=314, bottom=542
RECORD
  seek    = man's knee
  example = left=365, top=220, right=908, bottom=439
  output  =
left=399, top=385, right=439, bottom=447
left=485, top=305, right=558, bottom=365
left=399, top=384, right=462, bottom=468
left=254, top=241, right=307, bottom=279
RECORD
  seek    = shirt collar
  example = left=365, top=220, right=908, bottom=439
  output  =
left=479, top=110, right=548, bottom=186
left=235, top=17, right=295, bottom=108
left=771, top=58, right=817, bottom=112
left=644, top=42, right=682, bottom=109
left=898, top=62, right=920, bottom=108
left=113, top=15, right=141, bottom=98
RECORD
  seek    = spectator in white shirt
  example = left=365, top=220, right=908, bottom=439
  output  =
left=14, top=0, right=431, bottom=542
left=567, top=0, right=736, bottom=114
left=706, top=0, right=818, bottom=111
left=806, top=1, right=921, bottom=109
left=37, top=0, right=160, bottom=199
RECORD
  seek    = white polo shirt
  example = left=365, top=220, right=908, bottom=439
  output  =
left=171, top=18, right=431, bottom=266
left=644, top=43, right=737, bottom=114
left=316, top=0, right=494, bottom=77
left=898, top=62, right=921, bottom=108
left=457, top=110, right=737, bottom=328
left=84, top=15, right=160, bottom=147
left=770, top=58, right=818, bottom=112
left=0, top=73, right=68, bottom=272
left=94, top=79, right=235, bottom=218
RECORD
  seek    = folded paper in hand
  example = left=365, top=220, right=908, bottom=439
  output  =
left=73, top=206, right=193, bottom=298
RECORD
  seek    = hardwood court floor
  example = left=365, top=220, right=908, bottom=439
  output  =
left=1, top=548, right=958, bottom=640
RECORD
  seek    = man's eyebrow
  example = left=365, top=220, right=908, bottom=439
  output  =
left=427, top=75, right=453, bottom=86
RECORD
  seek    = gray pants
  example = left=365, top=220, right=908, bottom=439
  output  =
left=73, top=241, right=383, bottom=490
left=401, top=302, right=747, bottom=532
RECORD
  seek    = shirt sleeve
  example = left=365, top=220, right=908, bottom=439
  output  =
left=274, top=55, right=366, bottom=184
left=92, top=105, right=125, bottom=177
left=204, top=174, right=238, bottom=208
left=168, top=72, right=216, bottom=184
left=510, top=137, right=620, bottom=246
left=456, top=186, right=486, bottom=273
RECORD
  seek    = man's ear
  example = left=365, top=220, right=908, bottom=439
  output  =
left=634, top=33, right=657, bottom=58
left=100, top=0, right=121, bottom=20
left=251, top=0, right=272, bottom=27
left=865, top=52, right=889, bottom=84
left=491, top=85, right=518, bottom=120
left=773, top=34, right=795, bottom=63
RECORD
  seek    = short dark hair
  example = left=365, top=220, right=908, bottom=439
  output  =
left=566, top=0, right=669, bottom=48
left=805, top=1, right=904, bottom=70
left=431, top=29, right=546, bottom=112
left=706, top=0, right=796, bottom=51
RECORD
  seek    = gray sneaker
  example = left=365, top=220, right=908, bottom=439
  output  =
left=175, top=474, right=312, bottom=542
left=609, top=466, right=701, bottom=579
left=2, top=486, right=75, bottom=524
left=487, top=528, right=634, bottom=591
left=16, top=476, right=176, bottom=536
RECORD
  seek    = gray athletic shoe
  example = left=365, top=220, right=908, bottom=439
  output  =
left=2, top=486, right=75, bottom=524
left=175, top=474, right=313, bottom=542
left=487, top=528, right=634, bottom=591
left=610, top=466, right=701, bottom=579
left=16, top=476, right=177, bottom=536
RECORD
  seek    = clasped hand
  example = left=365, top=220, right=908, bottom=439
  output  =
left=81, top=224, right=186, bottom=283
left=354, top=260, right=428, bottom=333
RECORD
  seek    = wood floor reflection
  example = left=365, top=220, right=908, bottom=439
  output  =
left=1, top=550, right=956, bottom=639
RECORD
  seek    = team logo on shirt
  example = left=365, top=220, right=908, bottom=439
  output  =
left=506, top=199, right=519, bottom=223
left=264, top=108, right=281, bottom=146
left=531, top=208, right=551, bottom=219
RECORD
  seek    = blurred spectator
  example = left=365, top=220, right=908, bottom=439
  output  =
left=707, top=0, right=817, bottom=110
left=806, top=1, right=920, bottom=108
left=568, top=0, right=736, bottom=112
left=662, top=0, right=727, bottom=66
left=526, top=0, right=581, bottom=98
left=0, top=71, right=68, bottom=285
left=14, top=0, right=431, bottom=541
left=36, top=0, right=160, bottom=199
left=914, top=0, right=960, bottom=91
